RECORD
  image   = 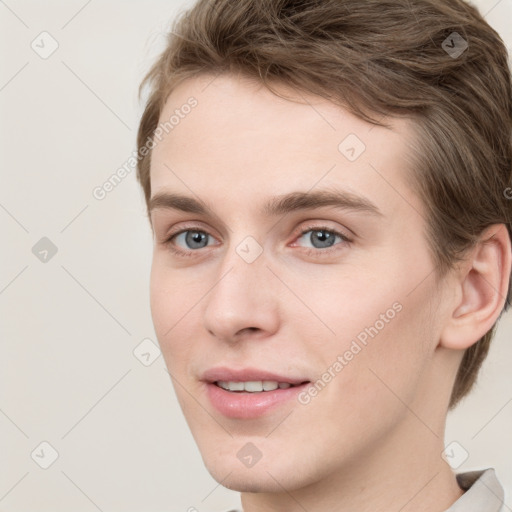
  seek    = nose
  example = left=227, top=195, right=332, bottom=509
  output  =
left=202, top=242, right=280, bottom=343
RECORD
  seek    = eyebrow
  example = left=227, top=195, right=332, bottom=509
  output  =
left=148, top=189, right=383, bottom=218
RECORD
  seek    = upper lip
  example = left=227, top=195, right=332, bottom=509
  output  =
left=202, top=366, right=309, bottom=385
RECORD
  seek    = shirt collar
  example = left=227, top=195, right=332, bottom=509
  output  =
left=444, top=468, right=506, bottom=512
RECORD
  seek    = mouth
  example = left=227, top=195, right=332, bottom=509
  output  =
left=202, top=377, right=310, bottom=419
left=200, top=366, right=311, bottom=418
left=201, top=366, right=309, bottom=386
left=213, top=380, right=310, bottom=393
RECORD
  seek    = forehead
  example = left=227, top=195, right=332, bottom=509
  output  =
left=149, top=73, right=421, bottom=220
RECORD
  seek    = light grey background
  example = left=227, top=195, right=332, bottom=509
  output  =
left=1, top=1, right=511, bottom=511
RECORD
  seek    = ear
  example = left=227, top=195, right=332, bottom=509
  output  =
left=439, top=224, right=511, bottom=350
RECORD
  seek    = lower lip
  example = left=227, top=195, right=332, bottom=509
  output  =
left=204, top=382, right=310, bottom=419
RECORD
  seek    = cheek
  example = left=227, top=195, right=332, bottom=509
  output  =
left=149, top=259, right=198, bottom=371
left=149, top=262, right=174, bottom=340
left=285, top=264, right=404, bottom=351
left=332, top=293, right=432, bottom=418
left=149, top=253, right=207, bottom=329
left=294, top=261, right=434, bottom=402
left=293, top=300, right=434, bottom=456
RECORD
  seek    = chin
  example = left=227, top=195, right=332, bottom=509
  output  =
left=204, top=464, right=288, bottom=493
left=201, top=451, right=315, bottom=494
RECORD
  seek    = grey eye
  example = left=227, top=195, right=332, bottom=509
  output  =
left=298, top=229, right=340, bottom=249
left=175, top=230, right=210, bottom=249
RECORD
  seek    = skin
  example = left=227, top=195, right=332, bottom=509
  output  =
left=148, top=72, right=510, bottom=512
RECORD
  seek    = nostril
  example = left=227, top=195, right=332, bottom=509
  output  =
left=238, top=327, right=259, bottom=335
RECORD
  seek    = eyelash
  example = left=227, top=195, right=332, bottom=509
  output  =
left=163, top=223, right=352, bottom=258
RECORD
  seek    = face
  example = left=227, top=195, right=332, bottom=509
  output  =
left=148, top=73, right=450, bottom=492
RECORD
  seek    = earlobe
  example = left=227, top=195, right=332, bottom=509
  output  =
left=439, top=224, right=511, bottom=351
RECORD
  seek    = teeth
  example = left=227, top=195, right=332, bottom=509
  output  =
left=263, top=381, right=279, bottom=391
left=216, top=380, right=296, bottom=392
left=245, top=381, right=263, bottom=392
left=225, top=381, right=244, bottom=391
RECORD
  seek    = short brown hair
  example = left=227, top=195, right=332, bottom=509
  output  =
left=136, top=0, right=512, bottom=409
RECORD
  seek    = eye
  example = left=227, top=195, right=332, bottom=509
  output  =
left=293, top=225, right=351, bottom=252
left=174, top=230, right=212, bottom=249
left=164, top=228, right=218, bottom=256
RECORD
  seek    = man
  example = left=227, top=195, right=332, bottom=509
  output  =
left=136, top=0, right=511, bottom=510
